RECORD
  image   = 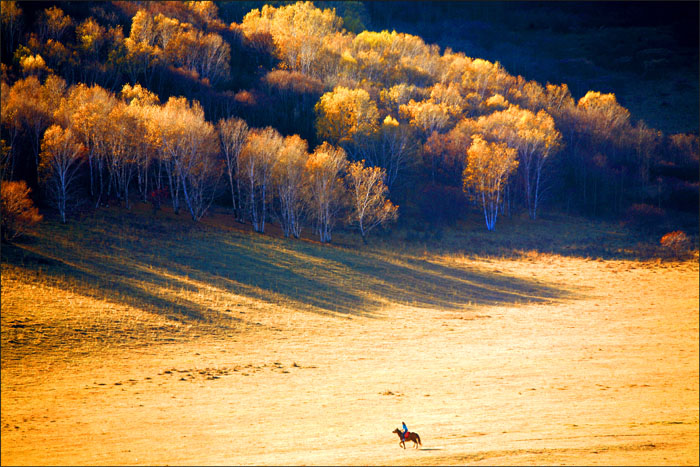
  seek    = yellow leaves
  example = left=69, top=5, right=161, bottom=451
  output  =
left=577, top=91, right=631, bottom=139
left=398, top=82, right=468, bottom=135
left=306, top=142, right=347, bottom=191
left=273, top=134, right=308, bottom=192
left=240, top=1, right=342, bottom=74
left=463, top=134, right=518, bottom=196
left=349, top=29, right=433, bottom=86
left=578, top=90, right=618, bottom=111
left=281, top=133, right=308, bottom=160
left=304, top=142, right=348, bottom=242
left=578, top=90, right=630, bottom=123
left=20, top=54, right=49, bottom=76
left=379, top=83, right=425, bottom=113
left=383, top=115, right=399, bottom=127
left=345, top=159, right=398, bottom=237
left=276, top=134, right=308, bottom=169
left=475, top=104, right=561, bottom=156
left=341, top=50, right=357, bottom=65
left=218, top=117, right=249, bottom=155
left=400, top=99, right=450, bottom=135
left=154, top=13, right=181, bottom=49
left=353, top=30, right=397, bottom=52
left=485, top=93, right=508, bottom=109
left=429, top=82, right=464, bottom=115
left=76, top=17, right=105, bottom=54
left=315, top=86, right=379, bottom=144
left=184, top=1, right=220, bottom=26
left=120, top=83, right=160, bottom=107
left=439, top=50, right=472, bottom=84
left=306, top=141, right=347, bottom=176
left=39, top=124, right=83, bottom=177
left=151, top=96, right=218, bottom=172
left=127, top=8, right=229, bottom=84
left=105, top=101, right=146, bottom=165
left=458, top=57, right=514, bottom=101
left=1, top=1, right=22, bottom=25
left=58, top=83, right=116, bottom=139
left=463, top=134, right=518, bottom=230
left=39, top=5, right=73, bottom=41
left=129, top=10, right=157, bottom=46
left=41, top=124, right=71, bottom=157
left=241, top=127, right=284, bottom=169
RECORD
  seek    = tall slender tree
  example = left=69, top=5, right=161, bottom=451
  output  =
left=463, top=135, right=518, bottom=231
left=304, top=142, right=347, bottom=243
left=345, top=159, right=398, bottom=242
left=39, top=125, right=84, bottom=223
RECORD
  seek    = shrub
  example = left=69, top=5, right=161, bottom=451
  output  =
left=660, top=231, right=692, bottom=259
left=1, top=181, right=43, bottom=242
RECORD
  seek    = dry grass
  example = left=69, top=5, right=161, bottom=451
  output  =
left=1, top=204, right=698, bottom=465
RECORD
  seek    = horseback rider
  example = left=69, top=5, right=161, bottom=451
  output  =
left=402, top=421, right=409, bottom=439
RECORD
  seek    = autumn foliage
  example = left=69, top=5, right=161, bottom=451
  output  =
left=0, top=1, right=697, bottom=239
left=463, top=136, right=518, bottom=231
left=660, top=231, right=692, bottom=259
left=1, top=180, right=42, bottom=241
left=346, top=160, right=398, bottom=241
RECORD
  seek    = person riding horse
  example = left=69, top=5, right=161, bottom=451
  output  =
left=393, top=425, right=422, bottom=449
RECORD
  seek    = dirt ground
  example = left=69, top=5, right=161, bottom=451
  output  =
left=1, top=254, right=698, bottom=465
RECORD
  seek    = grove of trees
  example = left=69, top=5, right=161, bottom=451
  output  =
left=1, top=1, right=698, bottom=239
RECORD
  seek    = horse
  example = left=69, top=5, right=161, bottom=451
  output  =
left=393, top=428, right=422, bottom=449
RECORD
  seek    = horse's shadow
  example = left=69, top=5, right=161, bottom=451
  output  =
left=419, top=448, right=442, bottom=451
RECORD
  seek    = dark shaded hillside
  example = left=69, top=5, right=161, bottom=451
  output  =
left=365, top=1, right=700, bottom=134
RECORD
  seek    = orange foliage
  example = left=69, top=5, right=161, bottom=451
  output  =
left=1, top=180, right=42, bottom=241
left=660, top=231, right=692, bottom=259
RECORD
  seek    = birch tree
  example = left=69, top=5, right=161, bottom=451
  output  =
left=273, top=134, right=309, bottom=238
left=56, top=83, right=116, bottom=207
left=239, top=127, right=284, bottom=232
left=345, top=159, right=398, bottom=243
left=304, top=142, right=347, bottom=243
left=463, top=135, right=518, bottom=231
left=39, top=125, right=84, bottom=223
left=477, top=105, right=561, bottom=219
left=217, top=116, right=249, bottom=221
left=155, top=97, right=221, bottom=221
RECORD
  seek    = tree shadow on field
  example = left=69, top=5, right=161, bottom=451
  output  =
left=1, top=241, right=237, bottom=327
left=1, top=209, right=575, bottom=325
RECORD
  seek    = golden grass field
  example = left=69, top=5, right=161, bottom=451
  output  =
left=1, top=206, right=698, bottom=465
